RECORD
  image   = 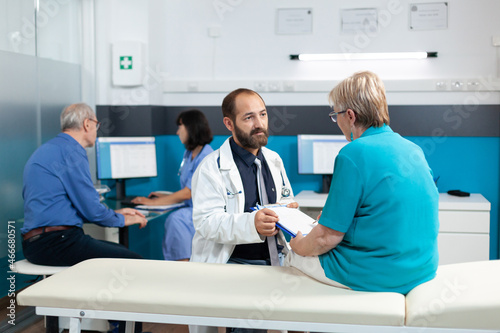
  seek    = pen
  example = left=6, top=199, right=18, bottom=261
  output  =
left=251, top=203, right=288, bottom=211
left=227, top=189, right=242, bottom=196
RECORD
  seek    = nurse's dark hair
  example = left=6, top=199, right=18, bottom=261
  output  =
left=176, top=109, right=213, bottom=151
left=222, top=88, right=265, bottom=121
left=328, top=71, right=390, bottom=128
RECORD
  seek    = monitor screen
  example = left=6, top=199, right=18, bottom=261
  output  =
left=95, top=136, right=158, bottom=180
left=297, top=134, right=349, bottom=175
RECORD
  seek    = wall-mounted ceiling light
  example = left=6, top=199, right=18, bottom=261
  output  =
left=290, top=52, right=438, bottom=61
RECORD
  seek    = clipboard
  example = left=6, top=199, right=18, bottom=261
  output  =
left=265, top=206, right=318, bottom=237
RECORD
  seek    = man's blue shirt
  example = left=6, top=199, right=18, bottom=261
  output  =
left=22, top=133, right=124, bottom=234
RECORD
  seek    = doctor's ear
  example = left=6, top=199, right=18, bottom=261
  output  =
left=223, top=117, right=234, bottom=132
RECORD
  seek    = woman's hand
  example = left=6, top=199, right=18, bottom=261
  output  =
left=148, top=191, right=167, bottom=198
left=289, top=231, right=306, bottom=254
left=130, top=196, right=157, bottom=205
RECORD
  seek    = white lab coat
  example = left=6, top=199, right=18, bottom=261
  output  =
left=190, top=137, right=295, bottom=264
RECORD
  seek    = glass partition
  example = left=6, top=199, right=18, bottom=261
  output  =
left=0, top=0, right=36, bottom=56
left=0, top=0, right=83, bottom=299
left=37, top=0, right=82, bottom=63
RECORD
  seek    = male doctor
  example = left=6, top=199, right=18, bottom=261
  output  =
left=191, top=88, right=297, bottom=267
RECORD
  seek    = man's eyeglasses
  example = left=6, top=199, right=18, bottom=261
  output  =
left=88, top=118, right=101, bottom=130
left=328, top=110, right=347, bottom=123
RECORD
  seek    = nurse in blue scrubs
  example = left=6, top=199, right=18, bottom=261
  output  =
left=287, top=71, right=439, bottom=295
left=132, top=109, right=213, bottom=261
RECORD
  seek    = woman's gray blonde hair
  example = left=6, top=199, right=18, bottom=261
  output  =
left=60, top=103, right=95, bottom=131
left=328, top=71, right=390, bottom=128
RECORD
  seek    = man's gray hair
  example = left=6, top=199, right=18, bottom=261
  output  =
left=60, top=103, right=95, bottom=131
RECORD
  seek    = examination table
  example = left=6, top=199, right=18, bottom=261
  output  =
left=16, top=258, right=500, bottom=332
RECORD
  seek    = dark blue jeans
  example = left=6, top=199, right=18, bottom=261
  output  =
left=22, top=227, right=144, bottom=332
left=22, top=226, right=142, bottom=266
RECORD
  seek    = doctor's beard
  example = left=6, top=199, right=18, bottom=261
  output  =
left=234, top=124, right=269, bottom=149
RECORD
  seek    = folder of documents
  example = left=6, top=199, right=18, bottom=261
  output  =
left=266, top=206, right=318, bottom=237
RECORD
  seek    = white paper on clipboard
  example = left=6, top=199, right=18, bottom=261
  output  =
left=268, top=206, right=317, bottom=237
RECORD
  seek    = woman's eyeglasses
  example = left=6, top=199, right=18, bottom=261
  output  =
left=328, top=110, right=347, bottom=123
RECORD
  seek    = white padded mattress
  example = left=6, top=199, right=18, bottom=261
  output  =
left=17, top=258, right=405, bottom=327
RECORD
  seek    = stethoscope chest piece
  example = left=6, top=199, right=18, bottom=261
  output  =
left=281, top=187, right=291, bottom=198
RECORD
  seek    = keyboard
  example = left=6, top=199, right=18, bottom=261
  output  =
left=120, top=196, right=140, bottom=206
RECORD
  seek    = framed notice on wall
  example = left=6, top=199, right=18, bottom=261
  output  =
left=409, top=2, right=448, bottom=30
left=341, top=8, right=378, bottom=34
left=276, top=8, right=313, bottom=35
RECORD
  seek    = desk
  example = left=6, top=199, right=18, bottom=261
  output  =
left=293, top=190, right=328, bottom=216
left=294, top=190, right=491, bottom=265
left=106, top=199, right=172, bottom=247
left=438, top=193, right=490, bottom=264
left=105, top=199, right=174, bottom=248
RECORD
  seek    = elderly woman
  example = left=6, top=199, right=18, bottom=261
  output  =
left=288, top=71, right=439, bottom=294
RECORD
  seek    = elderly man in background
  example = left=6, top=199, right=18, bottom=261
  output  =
left=21, top=103, right=147, bottom=266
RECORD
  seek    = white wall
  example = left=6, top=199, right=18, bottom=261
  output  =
left=95, top=0, right=150, bottom=105
left=95, top=0, right=500, bottom=106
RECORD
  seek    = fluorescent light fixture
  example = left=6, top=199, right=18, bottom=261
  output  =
left=290, top=52, right=438, bottom=61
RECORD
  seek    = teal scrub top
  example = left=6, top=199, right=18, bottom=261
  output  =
left=319, top=125, right=439, bottom=294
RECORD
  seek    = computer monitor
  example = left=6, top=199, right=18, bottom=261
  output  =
left=95, top=136, right=158, bottom=199
left=297, top=134, right=349, bottom=193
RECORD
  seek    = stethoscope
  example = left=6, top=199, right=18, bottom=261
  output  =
left=226, top=172, right=291, bottom=198
left=178, top=159, right=185, bottom=176
left=280, top=172, right=291, bottom=198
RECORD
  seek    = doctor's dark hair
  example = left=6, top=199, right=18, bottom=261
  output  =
left=328, top=71, right=390, bottom=128
left=176, top=109, right=213, bottom=151
left=222, top=88, right=266, bottom=121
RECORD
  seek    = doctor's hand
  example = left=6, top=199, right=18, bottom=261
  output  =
left=254, top=208, right=279, bottom=237
left=286, top=201, right=299, bottom=209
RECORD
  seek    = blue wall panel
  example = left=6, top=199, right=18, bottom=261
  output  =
left=121, top=135, right=499, bottom=261
left=408, top=136, right=499, bottom=260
